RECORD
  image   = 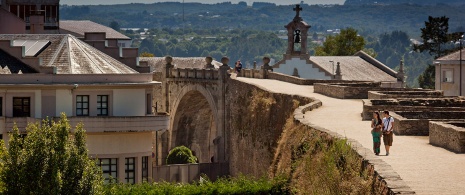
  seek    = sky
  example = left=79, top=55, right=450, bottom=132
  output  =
left=61, top=0, right=346, bottom=6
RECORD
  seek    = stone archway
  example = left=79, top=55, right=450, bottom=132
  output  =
left=169, top=85, right=219, bottom=163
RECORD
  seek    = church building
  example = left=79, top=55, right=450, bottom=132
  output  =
left=272, top=5, right=404, bottom=85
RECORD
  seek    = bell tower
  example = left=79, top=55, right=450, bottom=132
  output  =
left=285, top=4, right=311, bottom=59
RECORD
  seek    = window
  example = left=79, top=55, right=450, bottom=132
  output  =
left=99, top=158, right=118, bottom=184
left=0, top=97, right=2, bottom=116
left=442, top=69, right=453, bottom=82
left=146, top=94, right=152, bottom=115
left=13, top=97, right=30, bottom=117
left=125, top=157, right=135, bottom=184
left=76, top=95, right=89, bottom=116
left=142, top=156, right=149, bottom=182
left=97, top=95, right=108, bottom=116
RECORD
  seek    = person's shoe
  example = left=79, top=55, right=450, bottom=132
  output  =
left=386, top=152, right=389, bottom=156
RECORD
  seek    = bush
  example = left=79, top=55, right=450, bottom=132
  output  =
left=0, top=113, right=104, bottom=194
left=103, top=175, right=290, bottom=195
left=166, top=145, right=198, bottom=164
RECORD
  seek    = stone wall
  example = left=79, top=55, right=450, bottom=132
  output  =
left=228, top=79, right=414, bottom=194
left=430, top=121, right=465, bottom=153
left=225, top=78, right=312, bottom=177
left=391, top=111, right=465, bottom=135
left=314, top=82, right=382, bottom=99
left=368, top=90, right=443, bottom=99
left=362, top=98, right=465, bottom=120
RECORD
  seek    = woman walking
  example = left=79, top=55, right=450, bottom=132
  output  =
left=371, top=112, right=383, bottom=155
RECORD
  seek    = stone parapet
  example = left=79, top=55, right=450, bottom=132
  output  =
left=314, top=82, right=382, bottom=99
left=362, top=98, right=465, bottom=121
left=368, top=90, right=443, bottom=99
left=429, top=121, right=465, bottom=153
left=169, top=68, right=218, bottom=80
left=391, top=111, right=465, bottom=135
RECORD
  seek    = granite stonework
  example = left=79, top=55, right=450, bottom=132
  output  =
left=429, top=121, right=465, bottom=153
left=368, top=90, right=443, bottom=99
left=362, top=97, right=465, bottom=120
left=238, top=69, right=363, bottom=85
left=391, top=111, right=465, bottom=135
left=314, top=82, right=411, bottom=99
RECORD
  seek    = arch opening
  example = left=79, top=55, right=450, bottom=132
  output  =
left=171, top=90, right=217, bottom=163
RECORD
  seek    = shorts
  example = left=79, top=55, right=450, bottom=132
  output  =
left=383, top=132, right=393, bottom=146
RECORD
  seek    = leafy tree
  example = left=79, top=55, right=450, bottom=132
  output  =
left=140, top=51, right=155, bottom=57
left=315, top=28, right=366, bottom=56
left=414, top=16, right=450, bottom=58
left=109, top=21, right=120, bottom=31
left=166, top=146, right=197, bottom=165
left=0, top=113, right=103, bottom=194
left=418, top=64, right=435, bottom=89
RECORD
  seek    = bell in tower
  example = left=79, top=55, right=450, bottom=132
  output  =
left=294, top=29, right=301, bottom=43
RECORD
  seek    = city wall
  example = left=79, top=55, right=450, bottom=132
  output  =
left=227, top=78, right=414, bottom=194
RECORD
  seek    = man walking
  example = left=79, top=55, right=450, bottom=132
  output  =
left=382, top=111, right=394, bottom=156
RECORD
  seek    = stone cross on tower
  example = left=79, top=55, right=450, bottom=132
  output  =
left=293, top=4, right=302, bottom=18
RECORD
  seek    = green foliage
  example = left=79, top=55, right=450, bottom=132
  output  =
left=103, top=175, right=289, bottom=195
left=418, top=64, right=436, bottom=89
left=109, top=21, right=120, bottom=31
left=0, top=113, right=103, bottom=194
left=315, top=28, right=366, bottom=56
left=166, top=145, right=197, bottom=165
left=414, top=16, right=451, bottom=58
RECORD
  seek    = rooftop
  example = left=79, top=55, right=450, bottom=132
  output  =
left=60, top=20, right=130, bottom=40
left=436, top=49, right=465, bottom=61
left=0, top=34, right=137, bottom=74
left=309, top=56, right=398, bottom=82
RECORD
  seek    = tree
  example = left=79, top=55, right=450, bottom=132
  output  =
left=0, top=113, right=103, bottom=194
left=109, top=21, right=120, bottom=31
left=139, top=51, right=155, bottom=57
left=418, top=64, right=435, bottom=89
left=315, top=28, right=366, bottom=56
left=414, top=16, right=449, bottom=58
left=166, top=146, right=197, bottom=165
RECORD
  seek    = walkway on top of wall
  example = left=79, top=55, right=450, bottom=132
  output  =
left=236, top=77, right=465, bottom=195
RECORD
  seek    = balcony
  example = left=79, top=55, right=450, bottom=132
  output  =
left=2, top=116, right=169, bottom=133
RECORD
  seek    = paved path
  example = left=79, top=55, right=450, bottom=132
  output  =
left=237, top=77, right=465, bottom=195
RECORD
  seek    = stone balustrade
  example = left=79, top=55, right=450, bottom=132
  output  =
left=169, top=68, right=219, bottom=80
left=368, top=90, right=443, bottom=99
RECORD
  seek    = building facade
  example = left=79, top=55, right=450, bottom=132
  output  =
left=0, top=34, right=169, bottom=183
left=434, top=49, right=465, bottom=96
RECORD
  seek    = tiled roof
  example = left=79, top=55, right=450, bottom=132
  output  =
left=60, top=20, right=130, bottom=40
left=309, top=56, right=397, bottom=82
left=0, top=34, right=137, bottom=74
left=0, top=48, right=37, bottom=74
left=140, top=57, right=221, bottom=72
left=436, top=49, right=465, bottom=61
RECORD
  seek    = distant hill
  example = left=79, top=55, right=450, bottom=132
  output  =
left=344, top=0, right=465, bottom=5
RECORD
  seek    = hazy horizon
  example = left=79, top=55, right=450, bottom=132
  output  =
left=61, top=0, right=345, bottom=6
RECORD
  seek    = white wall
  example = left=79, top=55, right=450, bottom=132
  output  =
left=34, top=90, right=41, bottom=118
left=87, top=132, right=152, bottom=155
left=113, top=89, right=145, bottom=116
left=56, top=89, right=73, bottom=116
left=274, top=57, right=331, bottom=80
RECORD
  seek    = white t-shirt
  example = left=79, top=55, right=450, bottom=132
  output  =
left=383, top=116, right=394, bottom=131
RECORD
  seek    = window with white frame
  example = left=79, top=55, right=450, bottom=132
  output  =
left=125, top=157, right=135, bottom=184
left=442, top=69, right=453, bottom=82
left=99, top=158, right=118, bottom=184
left=97, top=95, right=109, bottom=116
left=76, top=95, right=89, bottom=116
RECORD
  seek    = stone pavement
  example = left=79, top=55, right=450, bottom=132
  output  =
left=237, top=77, right=465, bottom=195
